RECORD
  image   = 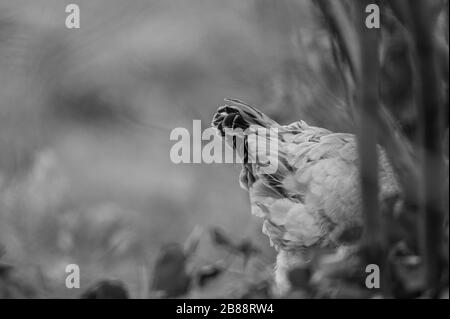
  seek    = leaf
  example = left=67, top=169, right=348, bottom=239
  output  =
left=80, top=279, right=129, bottom=299
left=183, top=226, right=203, bottom=258
left=237, top=239, right=260, bottom=257
left=151, top=243, right=191, bottom=298
left=0, top=265, right=37, bottom=298
left=210, top=228, right=261, bottom=263
left=196, top=265, right=224, bottom=288
left=240, top=280, right=272, bottom=299
left=0, top=261, right=13, bottom=277
left=210, top=227, right=234, bottom=249
left=236, top=239, right=261, bottom=267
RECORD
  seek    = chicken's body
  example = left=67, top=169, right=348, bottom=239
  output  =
left=212, top=99, right=399, bottom=293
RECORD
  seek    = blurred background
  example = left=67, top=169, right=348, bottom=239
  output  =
left=0, top=0, right=352, bottom=298
left=0, top=0, right=447, bottom=298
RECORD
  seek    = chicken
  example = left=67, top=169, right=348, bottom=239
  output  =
left=212, top=99, right=399, bottom=293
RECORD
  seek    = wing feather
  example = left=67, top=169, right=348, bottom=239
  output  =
left=244, top=120, right=398, bottom=251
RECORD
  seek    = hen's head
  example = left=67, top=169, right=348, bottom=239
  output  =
left=211, top=99, right=282, bottom=174
left=212, top=99, right=279, bottom=136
